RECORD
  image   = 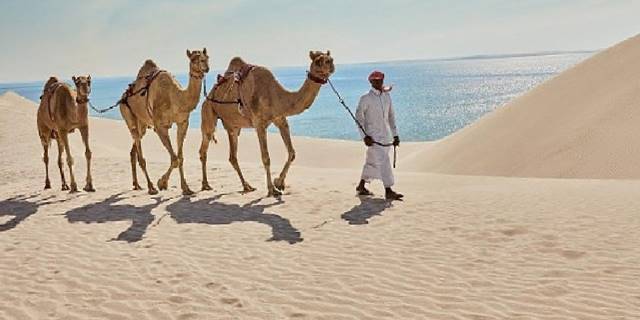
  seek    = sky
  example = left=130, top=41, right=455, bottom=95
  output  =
left=0, top=0, right=638, bottom=83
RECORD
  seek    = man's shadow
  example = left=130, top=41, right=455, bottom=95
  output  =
left=0, top=194, right=67, bottom=232
left=341, top=197, right=393, bottom=225
left=65, top=193, right=165, bottom=243
left=165, top=196, right=303, bottom=244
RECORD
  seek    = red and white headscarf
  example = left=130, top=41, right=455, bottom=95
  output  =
left=368, top=70, right=384, bottom=81
left=368, top=70, right=392, bottom=92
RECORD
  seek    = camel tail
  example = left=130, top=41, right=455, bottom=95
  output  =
left=211, top=116, right=218, bottom=144
left=201, top=100, right=218, bottom=144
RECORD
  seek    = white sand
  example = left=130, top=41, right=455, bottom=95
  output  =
left=1, top=34, right=640, bottom=319
left=404, top=35, right=640, bottom=179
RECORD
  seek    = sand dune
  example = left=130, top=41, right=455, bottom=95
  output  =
left=404, top=34, right=640, bottom=179
left=1, top=80, right=640, bottom=319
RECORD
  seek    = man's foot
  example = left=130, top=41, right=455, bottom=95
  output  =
left=385, top=189, right=404, bottom=201
left=356, top=185, right=373, bottom=196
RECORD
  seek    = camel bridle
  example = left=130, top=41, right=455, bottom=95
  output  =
left=306, top=71, right=329, bottom=85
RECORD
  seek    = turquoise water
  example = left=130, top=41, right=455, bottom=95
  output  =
left=0, top=52, right=590, bottom=141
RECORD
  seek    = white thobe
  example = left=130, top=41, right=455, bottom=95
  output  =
left=355, top=88, right=398, bottom=188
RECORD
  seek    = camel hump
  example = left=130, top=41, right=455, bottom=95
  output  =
left=226, top=57, right=247, bottom=72
left=42, top=76, right=60, bottom=93
left=136, top=59, right=159, bottom=79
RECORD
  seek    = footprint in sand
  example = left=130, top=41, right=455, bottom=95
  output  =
left=168, top=295, right=188, bottom=304
left=500, top=226, right=528, bottom=237
left=560, top=250, right=586, bottom=259
left=220, top=297, right=243, bottom=307
left=178, top=313, right=198, bottom=320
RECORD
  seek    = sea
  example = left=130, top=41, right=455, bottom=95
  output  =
left=0, top=52, right=592, bottom=142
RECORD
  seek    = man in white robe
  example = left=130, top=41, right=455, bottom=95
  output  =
left=355, top=70, right=403, bottom=200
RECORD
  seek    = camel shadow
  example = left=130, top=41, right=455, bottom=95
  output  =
left=341, top=197, right=393, bottom=225
left=166, top=196, right=303, bottom=244
left=0, top=194, right=67, bottom=232
left=65, top=193, right=166, bottom=243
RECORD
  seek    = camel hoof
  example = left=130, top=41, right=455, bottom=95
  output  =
left=242, top=185, right=256, bottom=194
left=201, top=184, right=213, bottom=191
left=148, top=188, right=159, bottom=195
left=83, top=185, right=96, bottom=192
left=44, top=184, right=51, bottom=190
left=61, top=184, right=70, bottom=191
left=133, top=185, right=143, bottom=191
left=157, top=179, right=168, bottom=191
left=182, top=189, right=195, bottom=196
left=268, top=188, right=282, bottom=197
left=273, top=178, right=285, bottom=191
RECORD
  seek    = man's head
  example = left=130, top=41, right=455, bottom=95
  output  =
left=368, top=70, right=384, bottom=91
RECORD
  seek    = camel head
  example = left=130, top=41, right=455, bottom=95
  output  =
left=187, top=48, right=210, bottom=79
left=308, top=50, right=335, bottom=82
left=72, top=75, right=91, bottom=98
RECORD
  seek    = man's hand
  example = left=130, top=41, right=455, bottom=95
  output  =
left=393, top=136, right=400, bottom=147
left=364, top=136, right=373, bottom=147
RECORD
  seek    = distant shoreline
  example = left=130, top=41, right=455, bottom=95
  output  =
left=0, top=50, right=596, bottom=86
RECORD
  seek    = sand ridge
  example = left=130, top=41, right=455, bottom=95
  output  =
left=404, top=34, right=640, bottom=179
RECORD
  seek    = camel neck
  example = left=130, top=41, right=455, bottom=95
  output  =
left=281, top=78, right=322, bottom=117
left=180, top=73, right=203, bottom=112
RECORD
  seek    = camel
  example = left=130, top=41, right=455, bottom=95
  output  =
left=120, top=48, right=209, bottom=195
left=37, top=75, right=94, bottom=193
left=199, top=50, right=335, bottom=196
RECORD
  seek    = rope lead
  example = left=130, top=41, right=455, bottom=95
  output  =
left=326, top=78, right=397, bottom=168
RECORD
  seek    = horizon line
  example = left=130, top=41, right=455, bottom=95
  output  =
left=0, top=49, right=597, bottom=86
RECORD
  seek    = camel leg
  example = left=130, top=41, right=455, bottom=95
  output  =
left=228, top=128, right=255, bottom=193
left=122, top=105, right=142, bottom=191
left=176, top=121, right=194, bottom=195
left=156, top=126, right=178, bottom=192
left=129, top=143, right=142, bottom=190
left=199, top=103, right=217, bottom=191
left=79, top=126, right=95, bottom=192
left=199, top=129, right=214, bottom=191
left=59, top=131, right=78, bottom=193
left=273, top=119, right=295, bottom=191
left=56, top=137, right=69, bottom=191
left=256, top=125, right=280, bottom=197
left=135, top=135, right=158, bottom=195
left=40, top=131, right=52, bottom=189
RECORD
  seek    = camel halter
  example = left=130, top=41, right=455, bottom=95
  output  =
left=307, top=71, right=328, bottom=85
left=326, top=77, right=397, bottom=168
left=76, top=95, right=89, bottom=104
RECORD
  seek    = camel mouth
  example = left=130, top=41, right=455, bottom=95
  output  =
left=317, top=71, right=330, bottom=79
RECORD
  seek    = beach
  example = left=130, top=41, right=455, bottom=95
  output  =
left=2, top=35, right=640, bottom=320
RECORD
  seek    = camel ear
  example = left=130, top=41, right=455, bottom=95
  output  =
left=87, top=75, right=91, bottom=81
left=186, top=49, right=192, bottom=58
left=72, top=76, right=77, bottom=83
left=326, top=50, right=331, bottom=56
left=309, top=51, right=319, bottom=60
left=203, top=48, right=207, bottom=56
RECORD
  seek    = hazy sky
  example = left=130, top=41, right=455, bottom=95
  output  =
left=0, top=0, right=638, bottom=82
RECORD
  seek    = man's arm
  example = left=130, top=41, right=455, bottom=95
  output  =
left=388, top=95, right=398, bottom=138
left=355, top=96, right=367, bottom=139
